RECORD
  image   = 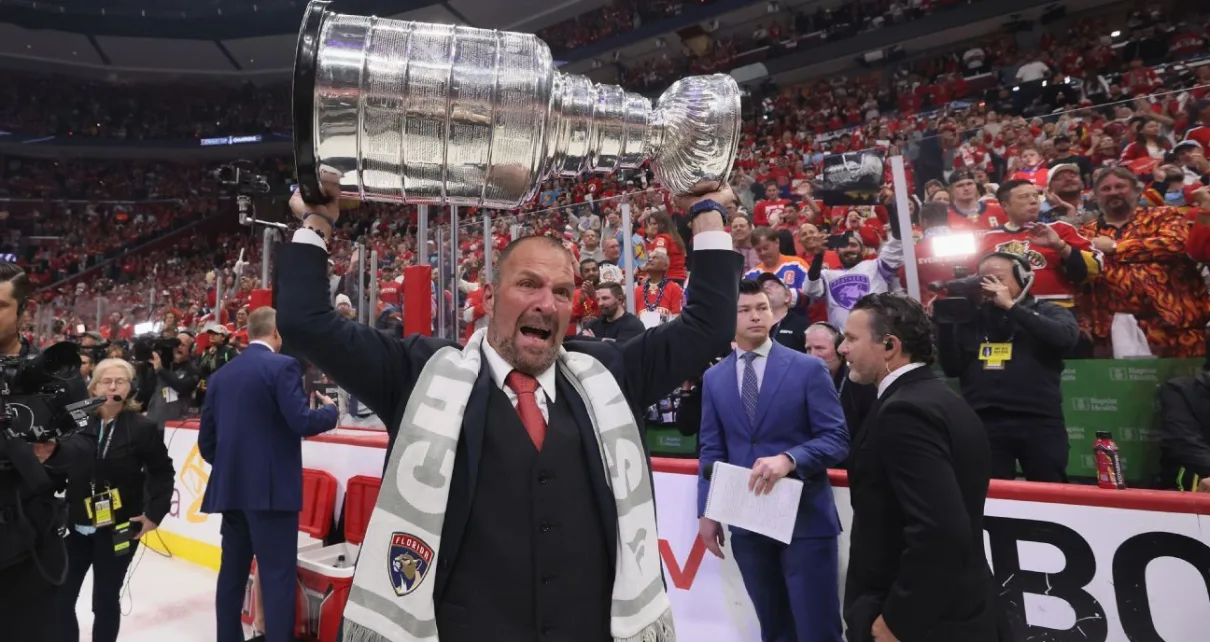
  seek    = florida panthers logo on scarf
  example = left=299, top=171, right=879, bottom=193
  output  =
left=388, top=532, right=434, bottom=597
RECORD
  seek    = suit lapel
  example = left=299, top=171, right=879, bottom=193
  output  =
left=752, top=345, right=788, bottom=430
left=463, top=366, right=492, bottom=497
left=555, top=370, right=619, bottom=570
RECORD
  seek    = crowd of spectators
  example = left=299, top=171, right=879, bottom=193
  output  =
left=0, top=77, right=289, bottom=140
left=2, top=3, right=1207, bottom=367
left=621, top=0, right=982, bottom=91
left=3, top=1, right=1209, bottom=491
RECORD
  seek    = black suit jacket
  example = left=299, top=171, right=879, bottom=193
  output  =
left=275, top=240, right=741, bottom=603
left=844, top=365, right=998, bottom=642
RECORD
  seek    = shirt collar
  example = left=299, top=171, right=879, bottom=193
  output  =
left=249, top=340, right=276, bottom=353
left=877, top=362, right=927, bottom=398
left=481, top=338, right=558, bottom=402
left=737, top=338, right=774, bottom=360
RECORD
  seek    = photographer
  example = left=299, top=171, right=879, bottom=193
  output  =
left=196, top=324, right=238, bottom=409
left=136, top=331, right=200, bottom=431
left=78, top=332, right=108, bottom=382
left=0, top=263, right=96, bottom=640
left=935, top=252, right=1080, bottom=483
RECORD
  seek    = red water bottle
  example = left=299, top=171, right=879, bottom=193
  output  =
left=1093, top=431, right=1126, bottom=489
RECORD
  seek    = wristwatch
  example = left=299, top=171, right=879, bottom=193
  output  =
left=687, top=199, right=729, bottom=226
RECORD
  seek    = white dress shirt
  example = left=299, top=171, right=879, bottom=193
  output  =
left=877, top=362, right=927, bottom=398
left=248, top=339, right=275, bottom=353
left=734, top=338, right=774, bottom=395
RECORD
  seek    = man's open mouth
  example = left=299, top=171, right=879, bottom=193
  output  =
left=520, top=326, right=552, bottom=340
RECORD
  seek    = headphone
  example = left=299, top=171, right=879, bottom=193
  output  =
left=809, top=322, right=844, bottom=349
left=979, top=251, right=1036, bottom=292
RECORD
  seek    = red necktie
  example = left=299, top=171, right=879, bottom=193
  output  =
left=506, top=371, right=547, bottom=451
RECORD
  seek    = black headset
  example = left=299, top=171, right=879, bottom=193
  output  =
left=979, top=251, right=1035, bottom=290
left=809, top=322, right=843, bottom=349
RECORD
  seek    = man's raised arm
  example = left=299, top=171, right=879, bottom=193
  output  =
left=275, top=179, right=415, bottom=425
left=623, top=187, right=743, bottom=408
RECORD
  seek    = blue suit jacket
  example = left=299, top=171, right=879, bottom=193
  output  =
left=697, top=342, right=850, bottom=539
left=199, top=343, right=340, bottom=513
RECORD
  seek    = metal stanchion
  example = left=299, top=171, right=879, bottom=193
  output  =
left=482, top=211, right=493, bottom=285
left=417, top=205, right=429, bottom=266
left=95, top=299, right=102, bottom=329
left=436, top=228, right=448, bottom=339
left=357, top=241, right=367, bottom=325
left=449, top=206, right=459, bottom=341
left=215, top=275, right=224, bottom=323
left=261, top=227, right=276, bottom=289
left=370, top=249, right=380, bottom=323
left=620, top=199, right=636, bottom=315
left=890, top=155, right=920, bottom=302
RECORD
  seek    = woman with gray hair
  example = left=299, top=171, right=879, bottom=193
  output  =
left=57, top=358, right=175, bottom=642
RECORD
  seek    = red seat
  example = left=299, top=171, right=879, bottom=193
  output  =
left=300, top=468, right=338, bottom=541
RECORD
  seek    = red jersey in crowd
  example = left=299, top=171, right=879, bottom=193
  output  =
left=569, top=287, right=600, bottom=335
left=633, top=278, right=684, bottom=320
left=979, top=223, right=1100, bottom=301
left=948, top=200, right=1006, bottom=231
left=646, top=234, right=688, bottom=281
left=753, top=198, right=792, bottom=227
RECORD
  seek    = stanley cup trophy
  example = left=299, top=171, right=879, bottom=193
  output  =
left=293, top=0, right=741, bottom=209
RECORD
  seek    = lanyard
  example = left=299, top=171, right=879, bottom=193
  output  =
left=89, top=418, right=118, bottom=497
left=643, top=279, right=668, bottom=312
left=97, top=418, right=117, bottom=460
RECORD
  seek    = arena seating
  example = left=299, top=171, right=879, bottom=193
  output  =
left=3, top=3, right=1207, bottom=358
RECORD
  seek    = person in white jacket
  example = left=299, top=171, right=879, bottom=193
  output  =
left=803, top=230, right=904, bottom=329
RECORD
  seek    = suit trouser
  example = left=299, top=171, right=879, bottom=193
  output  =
left=56, top=529, right=139, bottom=642
left=730, top=530, right=842, bottom=642
left=217, top=509, right=300, bottom=642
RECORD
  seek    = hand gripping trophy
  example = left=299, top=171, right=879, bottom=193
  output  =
left=292, top=0, right=742, bottom=208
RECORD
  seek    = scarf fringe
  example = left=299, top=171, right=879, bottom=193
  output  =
left=615, top=608, right=677, bottom=642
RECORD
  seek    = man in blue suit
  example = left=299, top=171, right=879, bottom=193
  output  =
left=697, top=278, right=849, bottom=642
left=200, top=306, right=340, bottom=642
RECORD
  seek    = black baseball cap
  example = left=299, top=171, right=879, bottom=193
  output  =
left=756, top=272, right=786, bottom=287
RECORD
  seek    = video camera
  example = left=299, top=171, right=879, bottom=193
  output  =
left=131, top=334, right=181, bottom=365
left=0, top=343, right=102, bottom=469
left=927, top=275, right=984, bottom=324
left=215, top=161, right=270, bottom=195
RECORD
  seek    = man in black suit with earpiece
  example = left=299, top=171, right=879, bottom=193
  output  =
left=839, top=293, right=999, bottom=642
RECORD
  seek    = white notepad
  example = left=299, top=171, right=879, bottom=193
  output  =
left=704, top=461, right=803, bottom=544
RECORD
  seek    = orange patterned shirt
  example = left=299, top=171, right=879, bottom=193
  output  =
left=1078, top=206, right=1210, bottom=358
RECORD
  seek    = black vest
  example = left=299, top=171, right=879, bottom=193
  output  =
left=437, top=381, right=612, bottom=642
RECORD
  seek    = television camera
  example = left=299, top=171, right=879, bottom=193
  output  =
left=0, top=343, right=102, bottom=470
left=215, top=162, right=270, bottom=195
left=131, top=333, right=181, bottom=366
left=927, top=275, right=984, bottom=325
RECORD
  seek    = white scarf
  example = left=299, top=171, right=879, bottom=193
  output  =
left=342, top=328, right=675, bottom=642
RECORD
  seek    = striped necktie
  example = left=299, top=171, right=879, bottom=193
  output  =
left=741, top=352, right=760, bottom=425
